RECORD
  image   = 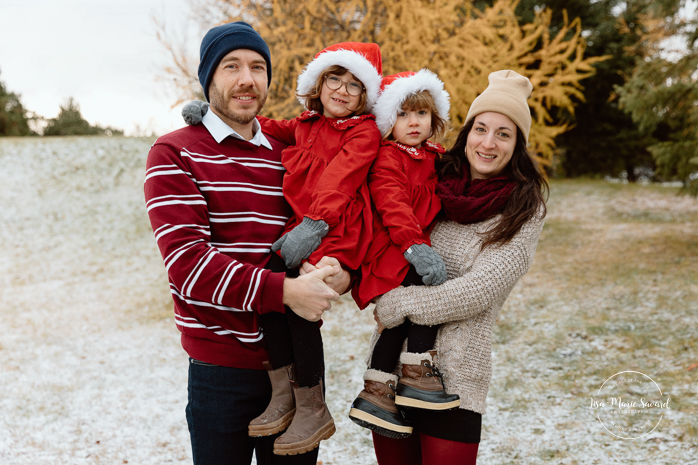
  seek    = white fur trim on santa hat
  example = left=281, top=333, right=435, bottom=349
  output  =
left=374, top=69, right=450, bottom=137
left=296, top=49, right=382, bottom=112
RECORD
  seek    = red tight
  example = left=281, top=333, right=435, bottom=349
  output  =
left=372, top=432, right=479, bottom=465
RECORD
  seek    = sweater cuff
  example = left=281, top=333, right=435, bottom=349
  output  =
left=258, top=271, right=286, bottom=315
left=375, top=291, right=407, bottom=329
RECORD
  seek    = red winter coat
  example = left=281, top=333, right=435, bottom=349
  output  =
left=352, top=140, right=444, bottom=309
left=260, top=111, right=381, bottom=270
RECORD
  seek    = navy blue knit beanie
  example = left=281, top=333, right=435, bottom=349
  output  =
left=198, top=21, right=272, bottom=101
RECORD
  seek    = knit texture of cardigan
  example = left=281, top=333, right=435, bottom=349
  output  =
left=372, top=210, right=545, bottom=414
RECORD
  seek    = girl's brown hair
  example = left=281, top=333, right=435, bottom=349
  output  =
left=437, top=118, right=548, bottom=248
left=297, top=65, right=369, bottom=116
left=387, top=90, right=449, bottom=142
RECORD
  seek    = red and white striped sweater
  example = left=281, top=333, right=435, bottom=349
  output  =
left=144, top=123, right=291, bottom=369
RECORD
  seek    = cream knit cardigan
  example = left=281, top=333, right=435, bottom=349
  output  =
left=372, top=210, right=545, bottom=415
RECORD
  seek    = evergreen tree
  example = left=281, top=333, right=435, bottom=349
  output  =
left=617, top=9, right=698, bottom=194
left=552, top=0, right=656, bottom=181
left=43, top=97, right=123, bottom=136
left=0, top=70, right=32, bottom=137
left=159, top=0, right=603, bottom=171
left=495, top=0, right=686, bottom=180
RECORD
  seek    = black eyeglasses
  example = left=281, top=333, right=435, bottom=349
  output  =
left=324, top=76, right=364, bottom=96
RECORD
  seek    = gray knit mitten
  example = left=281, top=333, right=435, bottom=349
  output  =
left=182, top=101, right=209, bottom=126
left=272, top=217, right=329, bottom=269
left=404, top=243, right=447, bottom=285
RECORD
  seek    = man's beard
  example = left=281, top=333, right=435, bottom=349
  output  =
left=209, top=83, right=267, bottom=126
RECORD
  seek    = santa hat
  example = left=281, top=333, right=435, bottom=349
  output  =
left=296, top=42, right=383, bottom=111
left=373, top=69, right=450, bottom=137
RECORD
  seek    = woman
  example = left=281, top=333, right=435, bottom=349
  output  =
left=368, top=70, right=548, bottom=464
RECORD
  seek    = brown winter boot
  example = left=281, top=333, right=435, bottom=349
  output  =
left=273, top=380, right=335, bottom=455
left=248, top=362, right=296, bottom=437
left=348, top=369, right=413, bottom=439
left=395, top=351, right=460, bottom=410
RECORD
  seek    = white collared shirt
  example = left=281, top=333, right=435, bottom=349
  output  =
left=202, top=109, right=273, bottom=150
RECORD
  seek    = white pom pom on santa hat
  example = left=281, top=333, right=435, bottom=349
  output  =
left=373, top=69, right=450, bottom=137
left=296, top=42, right=383, bottom=112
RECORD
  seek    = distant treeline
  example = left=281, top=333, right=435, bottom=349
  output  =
left=5, top=0, right=696, bottom=193
left=0, top=74, right=123, bottom=137
left=157, top=0, right=697, bottom=193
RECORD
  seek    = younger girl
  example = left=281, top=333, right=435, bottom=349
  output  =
left=348, top=70, right=459, bottom=439
left=182, top=42, right=383, bottom=455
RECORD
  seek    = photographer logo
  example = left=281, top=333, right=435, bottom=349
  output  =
left=590, top=371, right=671, bottom=439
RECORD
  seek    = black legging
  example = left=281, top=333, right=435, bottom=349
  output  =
left=261, top=254, right=324, bottom=387
left=369, top=265, right=439, bottom=373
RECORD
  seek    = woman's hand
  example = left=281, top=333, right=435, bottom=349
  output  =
left=299, top=256, right=351, bottom=295
left=373, top=308, right=386, bottom=334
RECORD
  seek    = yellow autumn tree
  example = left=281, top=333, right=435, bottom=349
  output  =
left=158, top=0, right=605, bottom=169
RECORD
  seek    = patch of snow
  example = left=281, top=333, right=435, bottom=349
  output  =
left=1, top=137, right=695, bottom=464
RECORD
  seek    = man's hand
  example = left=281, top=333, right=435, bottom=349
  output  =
left=299, top=256, right=351, bottom=295
left=283, top=265, right=340, bottom=322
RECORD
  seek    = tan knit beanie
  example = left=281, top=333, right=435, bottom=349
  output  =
left=465, top=70, right=533, bottom=144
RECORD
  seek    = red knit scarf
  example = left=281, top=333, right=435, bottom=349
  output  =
left=436, top=172, right=516, bottom=224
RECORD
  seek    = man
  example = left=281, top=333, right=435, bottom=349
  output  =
left=144, top=21, right=349, bottom=464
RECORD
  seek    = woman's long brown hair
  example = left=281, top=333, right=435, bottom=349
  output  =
left=437, top=119, right=548, bottom=248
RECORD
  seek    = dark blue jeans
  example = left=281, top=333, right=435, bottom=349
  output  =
left=186, top=358, right=320, bottom=465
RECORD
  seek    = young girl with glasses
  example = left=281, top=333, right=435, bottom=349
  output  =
left=253, top=41, right=384, bottom=455
left=181, top=41, right=383, bottom=455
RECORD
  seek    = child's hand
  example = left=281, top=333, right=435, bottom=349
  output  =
left=272, top=217, right=329, bottom=269
left=404, top=243, right=447, bottom=285
left=182, top=101, right=209, bottom=126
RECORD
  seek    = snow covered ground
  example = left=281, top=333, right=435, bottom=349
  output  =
left=0, top=137, right=696, bottom=464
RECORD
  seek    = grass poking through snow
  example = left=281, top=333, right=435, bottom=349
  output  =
left=0, top=138, right=695, bottom=464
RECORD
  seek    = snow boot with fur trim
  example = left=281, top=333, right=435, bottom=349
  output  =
left=249, top=362, right=296, bottom=437
left=273, top=380, right=335, bottom=455
left=395, top=351, right=460, bottom=410
left=348, top=369, right=413, bottom=439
